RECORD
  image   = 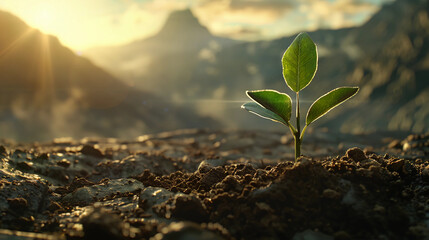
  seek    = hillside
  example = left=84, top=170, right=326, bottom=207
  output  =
left=327, top=0, right=429, bottom=133
left=0, top=10, right=220, bottom=141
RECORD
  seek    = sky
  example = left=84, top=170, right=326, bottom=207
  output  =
left=0, top=0, right=393, bottom=51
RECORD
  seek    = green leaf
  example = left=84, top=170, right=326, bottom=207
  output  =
left=246, top=90, right=292, bottom=123
left=282, top=32, right=318, bottom=92
left=306, top=87, right=359, bottom=125
left=241, top=102, right=287, bottom=125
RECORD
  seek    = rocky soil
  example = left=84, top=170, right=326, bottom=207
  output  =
left=0, top=129, right=428, bottom=240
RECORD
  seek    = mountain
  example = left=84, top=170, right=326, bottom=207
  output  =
left=328, top=0, right=429, bottom=133
left=85, top=9, right=239, bottom=100
left=85, top=1, right=429, bottom=134
left=0, top=10, right=220, bottom=141
left=190, top=0, right=429, bottom=133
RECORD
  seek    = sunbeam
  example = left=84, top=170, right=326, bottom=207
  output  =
left=0, top=28, right=35, bottom=58
left=34, top=34, right=55, bottom=107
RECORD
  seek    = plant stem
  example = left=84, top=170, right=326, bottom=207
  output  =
left=295, top=92, right=301, bottom=161
left=295, top=134, right=300, bottom=160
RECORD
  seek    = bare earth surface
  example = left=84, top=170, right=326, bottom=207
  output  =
left=0, top=129, right=428, bottom=240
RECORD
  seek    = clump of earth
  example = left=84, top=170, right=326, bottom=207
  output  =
left=0, top=129, right=428, bottom=239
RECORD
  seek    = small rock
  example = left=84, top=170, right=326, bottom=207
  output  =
left=0, top=145, right=8, bottom=158
left=53, top=137, right=74, bottom=146
left=47, top=201, right=63, bottom=212
left=153, top=222, right=224, bottom=240
left=387, top=159, right=405, bottom=173
left=34, top=153, right=49, bottom=163
left=16, top=161, right=33, bottom=171
left=322, top=189, right=341, bottom=199
left=388, top=140, right=401, bottom=149
left=403, top=142, right=411, bottom=151
left=373, top=204, right=386, bottom=214
left=57, top=159, right=71, bottom=168
left=292, top=229, right=334, bottom=240
left=7, top=197, right=28, bottom=209
left=255, top=202, right=273, bottom=212
left=346, top=148, right=367, bottom=162
left=80, top=145, right=104, bottom=158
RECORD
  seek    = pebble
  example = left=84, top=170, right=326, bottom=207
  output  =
left=152, top=222, right=224, bottom=240
left=387, top=159, right=405, bottom=173
left=322, top=189, right=341, bottom=199
left=373, top=204, right=386, bottom=214
left=80, top=145, right=104, bottom=159
left=0, top=146, right=8, bottom=158
left=7, top=197, right=28, bottom=209
left=346, top=148, right=367, bottom=162
left=57, top=159, right=71, bottom=168
left=388, top=140, right=402, bottom=149
left=16, top=161, right=33, bottom=171
left=292, top=229, right=334, bottom=240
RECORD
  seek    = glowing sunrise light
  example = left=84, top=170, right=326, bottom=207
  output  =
left=0, top=0, right=391, bottom=50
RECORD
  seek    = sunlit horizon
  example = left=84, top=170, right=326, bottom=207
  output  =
left=0, top=0, right=393, bottom=51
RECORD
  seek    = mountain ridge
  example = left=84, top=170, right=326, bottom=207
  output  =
left=0, top=10, right=220, bottom=141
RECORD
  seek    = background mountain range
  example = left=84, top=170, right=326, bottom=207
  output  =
left=0, top=0, right=427, bottom=141
left=0, top=11, right=219, bottom=141
left=86, top=0, right=429, bottom=134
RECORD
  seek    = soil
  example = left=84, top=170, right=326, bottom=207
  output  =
left=0, top=129, right=428, bottom=240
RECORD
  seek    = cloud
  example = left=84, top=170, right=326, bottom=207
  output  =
left=217, top=26, right=263, bottom=39
left=0, top=0, right=391, bottom=49
left=195, top=0, right=295, bottom=24
left=192, top=0, right=385, bottom=40
left=300, top=0, right=381, bottom=30
left=140, top=0, right=193, bottom=12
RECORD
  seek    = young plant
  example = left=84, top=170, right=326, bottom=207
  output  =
left=242, top=32, right=359, bottom=161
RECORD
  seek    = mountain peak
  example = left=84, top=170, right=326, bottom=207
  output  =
left=157, top=9, right=211, bottom=39
left=167, top=9, right=194, bottom=21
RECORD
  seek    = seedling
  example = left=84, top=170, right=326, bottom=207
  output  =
left=242, top=32, right=359, bottom=161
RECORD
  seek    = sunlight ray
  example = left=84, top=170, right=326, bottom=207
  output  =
left=0, top=28, right=35, bottom=58
left=35, top=34, right=55, bottom=107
